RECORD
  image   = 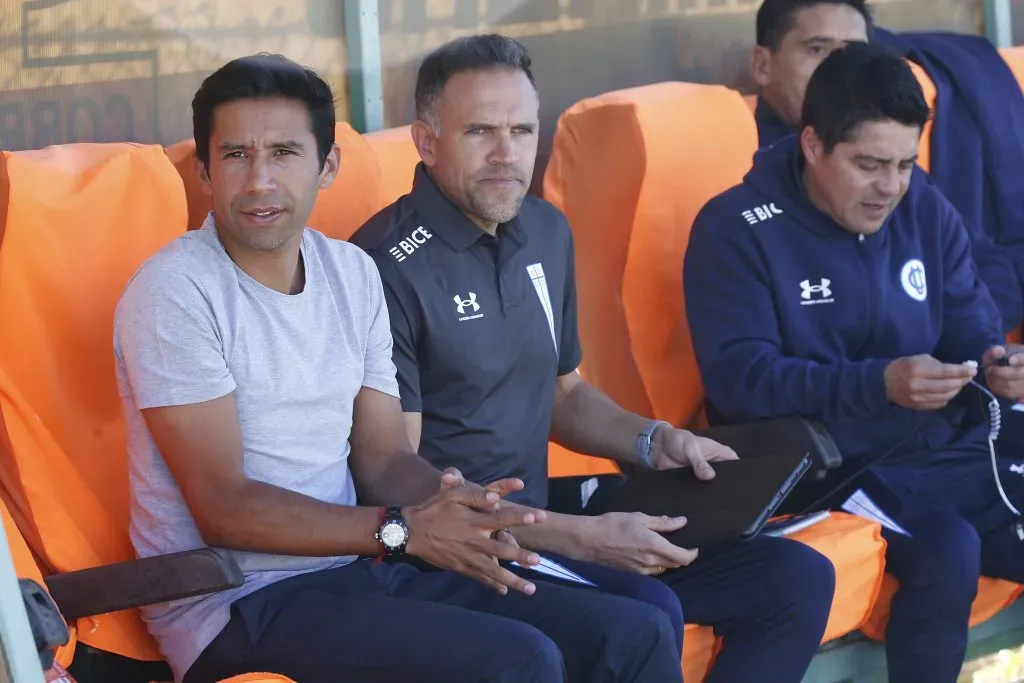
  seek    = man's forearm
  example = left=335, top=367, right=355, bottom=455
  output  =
left=356, top=452, right=443, bottom=507
left=505, top=508, right=591, bottom=560
left=203, top=479, right=384, bottom=557
left=550, top=381, right=651, bottom=466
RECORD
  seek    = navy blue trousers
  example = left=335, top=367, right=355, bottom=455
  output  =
left=554, top=478, right=835, bottom=683
left=554, top=537, right=835, bottom=683
left=182, top=558, right=683, bottom=683
left=793, top=442, right=1024, bottom=683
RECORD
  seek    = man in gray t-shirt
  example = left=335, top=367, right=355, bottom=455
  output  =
left=114, top=53, right=683, bottom=683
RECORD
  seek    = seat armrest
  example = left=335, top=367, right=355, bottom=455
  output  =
left=694, top=416, right=841, bottom=477
left=20, top=579, right=69, bottom=670
left=44, top=547, right=243, bottom=620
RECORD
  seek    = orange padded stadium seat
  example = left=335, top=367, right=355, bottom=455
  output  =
left=163, top=137, right=210, bottom=232
left=999, top=46, right=1024, bottom=88
left=544, top=82, right=757, bottom=429
left=165, top=122, right=385, bottom=240
left=364, top=125, right=421, bottom=206
left=2, top=494, right=77, bottom=669
left=0, top=143, right=187, bottom=662
left=907, top=61, right=936, bottom=175
left=862, top=575, right=1023, bottom=642
left=680, top=512, right=886, bottom=681
left=542, top=82, right=887, bottom=655
left=547, top=441, right=619, bottom=478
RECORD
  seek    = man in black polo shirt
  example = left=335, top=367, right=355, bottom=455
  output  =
left=351, top=34, right=837, bottom=683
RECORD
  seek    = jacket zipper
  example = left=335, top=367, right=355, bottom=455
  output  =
left=857, top=233, right=879, bottom=351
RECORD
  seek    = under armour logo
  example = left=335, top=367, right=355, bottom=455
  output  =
left=1011, top=463, right=1024, bottom=476
left=800, top=279, right=832, bottom=299
left=800, top=278, right=833, bottom=306
left=454, top=292, right=480, bottom=316
left=742, top=203, right=784, bottom=225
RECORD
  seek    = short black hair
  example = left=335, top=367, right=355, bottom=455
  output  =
left=756, top=0, right=873, bottom=50
left=192, top=53, right=336, bottom=171
left=801, top=42, right=930, bottom=152
left=415, top=34, right=536, bottom=128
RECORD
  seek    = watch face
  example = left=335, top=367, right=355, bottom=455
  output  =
left=380, top=521, right=407, bottom=548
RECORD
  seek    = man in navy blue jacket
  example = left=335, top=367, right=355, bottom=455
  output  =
left=750, top=0, right=871, bottom=150
left=686, top=42, right=1024, bottom=683
left=749, top=0, right=1023, bottom=334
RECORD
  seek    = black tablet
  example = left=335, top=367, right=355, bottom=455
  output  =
left=603, top=453, right=812, bottom=548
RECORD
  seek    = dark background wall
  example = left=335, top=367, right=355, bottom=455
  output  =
left=0, top=0, right=987, bottom=156
left=377, top=0, right=983, bottom=191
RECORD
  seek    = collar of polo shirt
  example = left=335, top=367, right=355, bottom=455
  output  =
left=409, top=163, right=526, bottom=251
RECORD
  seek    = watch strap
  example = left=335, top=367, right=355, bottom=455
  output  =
left=636, top=420, right=671, bottom=469
left=374, top=506, right=408, bottom=564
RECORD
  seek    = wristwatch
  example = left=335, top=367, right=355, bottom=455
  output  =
left=636, top=420, right=671, bottom=469
left=375, top=506, right=409, bottom=558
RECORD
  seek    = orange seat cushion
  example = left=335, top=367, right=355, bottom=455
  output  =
left=2, top=496, right=77, bottom=668
left=0, top=143, right=187, bottom=661
left=364, top=125, right=420, bottom=207
left=679, top=513, right=886, bottom=681
left=907, top=61, right=937, bottom=175
left=164, top=137, right=210, bottom=232
left=547, top=441, right=619, bottom=478
left=165, top=122, right=386, bottom=240
left=543, top=82, right=757, bottom=428
left=862, top=575, right=1023, bottom=641
left=999, top=46, right=1024, bottom=88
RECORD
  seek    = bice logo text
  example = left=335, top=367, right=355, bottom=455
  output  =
left=389, top=226, right=433, bottom=262
left=742, top=203, right=783, bottom=225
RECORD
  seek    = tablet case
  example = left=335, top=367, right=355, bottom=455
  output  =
left=604, top=453, right=812, bottom=548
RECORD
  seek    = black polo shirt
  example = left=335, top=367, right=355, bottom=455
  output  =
left=350, top=164, right=581, bottom=507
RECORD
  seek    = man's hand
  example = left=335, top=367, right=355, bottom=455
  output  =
left=984, top=345, right=1024, bottom=400
left=439, top=467, right=522, bottom=502
left=405, top=471, right=546, bottom=596
left=573, top=512, right=698, bottom=575
left=884, top=354, right=975, bottom=410
left=650, top=428, right=739, bottom=480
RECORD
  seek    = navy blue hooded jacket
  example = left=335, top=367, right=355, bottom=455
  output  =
left=754, top=93, right=1022, bottom=333
left=684, top=136, right=1002, bottom=462
left=754, top=97, right=793, bottom=150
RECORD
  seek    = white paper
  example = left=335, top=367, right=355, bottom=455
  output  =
left=580, top=476, right=600, bottom=509
left=513, top=555, right=596, bottom=586
left=841, top=488, right=912, bottom=537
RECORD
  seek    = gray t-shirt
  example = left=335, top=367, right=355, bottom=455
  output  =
left=114, top=216, right=400, bottom=682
